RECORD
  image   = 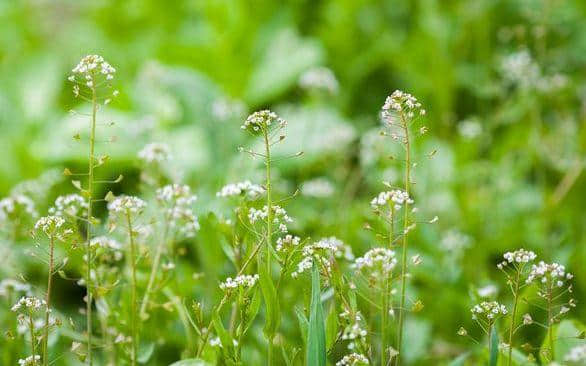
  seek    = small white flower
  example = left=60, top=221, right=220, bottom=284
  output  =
left=241, top=110, right=286, bottom=132
left=138, top=142, right=172, bottom=164
left=216, top=181, right=265, bottom=199
left=219, top=274, right=259, bottom=291
left=335, top=353, right=369, bottom=366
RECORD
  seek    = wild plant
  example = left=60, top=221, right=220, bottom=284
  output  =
left=107, top=195, right=147, bottom=365
left=0, top=194, right=39, bottom=241
left=11, top=296, right=48, bottom=366
left=31, top=215, right=74, bottom=366
left=375, top=90, right=428, bottom=365
left=67, top=54, right=119, bottom=365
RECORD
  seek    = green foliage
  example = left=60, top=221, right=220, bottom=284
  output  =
left=306, top=263, right=326, bottom=366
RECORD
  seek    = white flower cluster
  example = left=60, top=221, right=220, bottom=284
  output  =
left=248, top=205, right=293, bottom=233
left=11, top=296, right=46, bottom=312
left=340, top=311, right=368, bottom=350
left=500, top=50, right=568, bottom=93
left=292, top=237, right=353, bottom=278
left=497, top=249, right=537, bottom=269
left=381, top=90, right=426, bottom=124
left=370, top=190, right=413, bottom=210
left=440, top=229, right=471, bottom=253
left=138, top=142, right=172, bottom=164
left=18, top=355, right=41, bottom=366
left=219, top=274, right=259, bottom=291
left=90, top=236, right=123, bottom=261
left=0, top=279, right=31, bottom=297
left=107, top=195, right=147, bottom=215
left=353, top=248, right=397, bottom=276
left=336, top=353, right=369, bottom=366
left=276, top=234, right=301, bottom=252
left=301, top=178, right=335, bottom=198
left=34, top=215, right=66, bottom=236
left=299, top=67, right=339, bottom=94
left=0, top=194, right=38, bottom=221
left=156, top=184, right=199, bottom=237
left=241, top=110, right=286, bottom=132
left=565, top=344, right=586, bottom=363
left=49, top=194, right=88, bottom=218
left=526, top=261, right=573, bottom=288
left=216, top=181, right=265, bottom=199
left=71, top=55, right=116, bottom=80
left=471, top=301, right=508, bottom=321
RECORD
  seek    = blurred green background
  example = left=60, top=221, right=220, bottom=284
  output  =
left=1, top=0, right=586, bottom=364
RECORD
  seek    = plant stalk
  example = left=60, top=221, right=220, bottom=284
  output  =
left=263, top=129, right=275, bottom=365
left=43, top=235, right=55, bottom=366
left=126, top=211, right=138, bottom=366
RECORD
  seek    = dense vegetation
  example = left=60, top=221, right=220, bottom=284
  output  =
left=1, top=1, right=585, bottom=365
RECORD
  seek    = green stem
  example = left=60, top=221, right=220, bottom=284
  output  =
left=507, top=269, right=521, bottom=366
left=30, top=312, right=36, bottom=362
left=126, top=211, right=138, bottom=366
left=86, top=76, right=97, bottom=366
left=43, top=235, right=55, bottom=366
left=382, top=207, right=395, bottom=366
left=140, top=220, right=170, bottom=318
left=396, top=117, right=411, bottom=366
left=547, top=283, right=554, bottom=361
left=263, top=129, right=275, bottom=365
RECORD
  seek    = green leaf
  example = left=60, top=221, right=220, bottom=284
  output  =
left=448, top=352, right=469, bottom=366
left=295, top=306, right=309, bottom=343
left=137, top=342, right=155, bottom=364
left=169, top=359, right=212, bottom=366
left=325, top=301, right=338, bottom=350
left=258, top=256, right=280, bottom=339
left=539, top=319, right=586, bottom=363
left=499, top=348, right=538, bottom=366
left=242, top=287, right=262, bottom=334
left=489, top=326, right=499, bottom=366
left=306, top=262, right=326, bottom=366
left=212, top=311, right=234, bottom=357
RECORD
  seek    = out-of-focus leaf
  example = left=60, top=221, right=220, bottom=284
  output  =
left=169, top=359, right=212, bottom=366
left=137, top=342, right=154, bottom=364
left=306, top=262, right=326, bottom=366
left=490, top=326, right=499, bottom=366
left=258, top=256, right=280, bottom=338
left=246, top=28, right=323, bottom=104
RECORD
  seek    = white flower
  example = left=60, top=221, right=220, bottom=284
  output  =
left=526, top=261, right=572, bottom=288
left=471, top=301, right=507, bottom=321
left=34, top=216, right=66, bottom=236
left=522, top=313, right=533, bottom=325
left=353, top=248, right=397, bottom=276
left=381, top=90, right=425, bottom=126
left=336, top=353, right=369, bottom=366
left=71, top=55, right=116, bottom=79
left=156, top=184, right=199, bottom=237
left=49, top=194, right=88, bottom=218
left=18, top=355, right=41, bottom=366
left=339, top=311, right=368, bottom=350
left=241, top=110, right=286, bottom=132
left=497, top=249, right=537, bottom=269
left=216, top=181, right=265, bottom=199
left=301, top=178, right=335, bottom=198
left=370, top=190, right=413, bottom=210
left=0, top=194, right=38, bottom=221
left=219, top=274, right=259, bottom=291
left=11, top=296, right=46, bottom=312
left=299, top=67, right=339, bottom=94
left=0, top=279, right=31, bottom=297
left=248, top=205, right=293, bottom=232
left=565, top=344, right=586, bottom=363
left=276, top=235, right=301, bottom=252
left=138, top=142, right=172, bottom=164
left=292, top=237, right=353, bottom=277
left=440, top=229, right=471, bottom=252
left=107, top=195, right=146, bottom=215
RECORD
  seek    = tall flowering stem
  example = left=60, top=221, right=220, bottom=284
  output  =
left=240, top=110, right=288, bottom=364
left=380, top=90, right=426, bottom=365
left=68, top=55, right=118, bottom=365
left=107, top=195, right=146, bottom=366
left=496, top=249, right=536, bottom=366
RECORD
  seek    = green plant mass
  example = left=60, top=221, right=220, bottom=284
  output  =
left=1, top=1, right=586, bottom=365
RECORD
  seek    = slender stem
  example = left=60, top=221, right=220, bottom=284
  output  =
left=43, top=235, right=55, bottom=366
left=488, top=324, right=493, bottom=364
left=263, top=129, right=275, bottom=365
left=30, top=312, right=37, bottom=362
left=396, top=117, right=411, bottom=366
left=547, top=283, right=554, bottom=361
left=140, top=220, right=170, bottom=318
left=85, top=76, right=98, bottom=366
left=507, top=269, right=521, bottom=366
left=126, top=211, right=138, bottom=366
left=382, top=206, right=395, bottom=366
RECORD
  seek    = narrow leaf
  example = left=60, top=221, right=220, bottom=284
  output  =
left=489, top=326, right=499, bottom=366
left=306, top=262, right=326, bottom=366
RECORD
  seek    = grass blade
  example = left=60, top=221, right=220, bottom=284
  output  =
left=306, top=262, right=326, bottom=366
